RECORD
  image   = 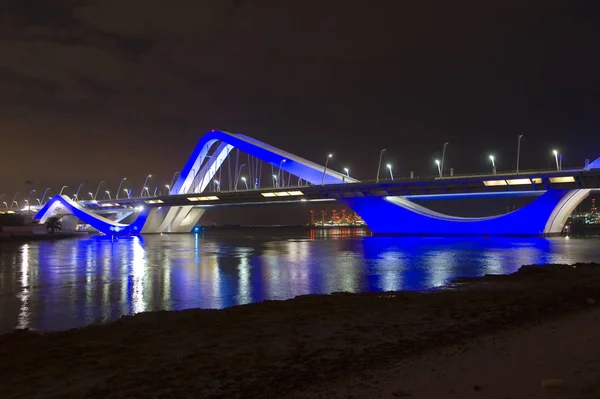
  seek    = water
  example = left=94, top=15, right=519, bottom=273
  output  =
left=0, top=228, right=598, bottom=334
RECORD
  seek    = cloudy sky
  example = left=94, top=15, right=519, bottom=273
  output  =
left=1, top=0, right=598, bottom=196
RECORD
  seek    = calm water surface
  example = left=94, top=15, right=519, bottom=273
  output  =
left=1, top=228, right=599, bottom=334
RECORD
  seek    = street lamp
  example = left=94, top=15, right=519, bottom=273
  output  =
left=36, top=198, right=41, bottom=205
left=516, top=134, right=524, bottom=174
left=234, top=164, right=246, bottom=190
left=214, top=180, right=220, bottom=192
left=278, top=159, right=286, bottom=187
left=27, top=190, right=35, bottom=213
left=322, top=153, right=333, bottom=185
left=344, top=167, right=350, bottom=177
left=11, top=200, right=18, bottom=208
left=141, top=174, right=152, bottom=197
left=59, top=186, right=67, bottom=195
left=123, top=189, right=131, bottom=199
left=2, top=202, right=7, bottom=209
left=40, top=188, right=51, bottom=204
left=376, top=148, right=386, bottom=183
left=435, top=159, right=442, bottom=178
left=386, top=164, right=394, bottom=180
left=116, top=178, right=126, bottom=199
left=88, top=192, right=94, bottom=200
left=440, top=142, right=449, bottom=177
left=489, top=155, right=496, bottom=174
left=169, top=171, right=180, bottom=193
left=272, top=174, right=278, bottom=188
left=105, top=190, right=112, bottom=200
left=94, top=181, right=105, bottom=200
left=143, top=186, right=150, bottom=197
left=75, top=183, right=84, bottom=201
left=241, top=176, right=248, bottom=190
left=552, top=150, right=560, bottom=171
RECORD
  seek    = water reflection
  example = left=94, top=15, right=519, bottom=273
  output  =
left=0, top=228, right=597, bottom=333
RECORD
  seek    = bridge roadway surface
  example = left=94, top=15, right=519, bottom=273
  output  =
left=80, top=169, right=600, bottom=211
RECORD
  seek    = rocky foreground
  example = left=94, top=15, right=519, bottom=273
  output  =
left=2, top=263, right=600, bottom=398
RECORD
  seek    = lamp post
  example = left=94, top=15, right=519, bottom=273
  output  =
left=169, top=171, right=180, bottom=194
left=59, top=186, right=67, bottom=195
left=40, top=188, right=51, bottom=204
left=27, top=190, right=35, bottom=214
left=93, top=181, right=105, bottom=200
left=88, top=192, right=94, bottom=200
left=553, top=150, right=560, bottom=171
left=123, top=189, right=131, bottom=199
left=435, top=159, right=442, bottom=178
left=116, top=178, right=126, bottom=199
left=105, top=190, right=112, bottom=200
left=153, top=187, right=158, bottom=197
left=2, top=202, right=7, bottom=209
left=234, top=164, right=246, bottom=190
left=272, top=174, right=278, bottom=188
left=214, top=180, right=220, bottom=192
left=241, top=176, right=248, bottom=190
left=75, top=183, right=84, bottom=201
left=11, top=200, right=18, bottom=208
left=277, top=159, right=286, bottom=187
left=36, top=198, right=41, bottom=205
left=143, top=186, right=150, bottom=197
left=489, top=155, right=496, bottom=174
left=322, top=153, right=333, bottom=185
left=387, top=164, right=394, bottom=180
left=376, top=149, right=386, bottom=183
left=141, top=175, right=152, bottom=197
left=440, top=142, right=449, bottom=177
left=516, top=134, right=524, bottom=174
left=344, top=167, right=350, bottom=177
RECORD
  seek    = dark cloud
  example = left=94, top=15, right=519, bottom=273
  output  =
left=0, top=0, right=599, bottom=196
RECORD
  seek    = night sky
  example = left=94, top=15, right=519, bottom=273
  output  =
left=1, top=1, right=599, bottom=197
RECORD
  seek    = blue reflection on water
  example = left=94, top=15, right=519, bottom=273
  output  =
left=0, top=228, right=595, bottom=333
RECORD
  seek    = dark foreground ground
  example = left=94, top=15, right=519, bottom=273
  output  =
left=2, top=263, right=600, bottom=398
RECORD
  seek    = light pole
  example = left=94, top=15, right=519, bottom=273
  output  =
left=169, top=171, right=180, bottom=193
left=40, top=188, right=51, bottom=204
left=116, top=178, right=126, bottom=199
left=344, top=167, right=350, bottom=177
left=141, top=174, right=152, bottom=197
left=105, top=190, right=112, bottom=200
left=214, top=180, right=220, bottom=192
left=516, top=134, right=524, bottom=174
left=553, top=150, right=560, bottom=171
left=143, top=186, right=150, bottom=197
left=322, top=153, right=333, bottom=185
left=27, top=189, right=35, bottom=214
left=440, top=142, right=449, bottom=177
left=387, top=164, right=394, bottom=180
left=153, top=187, right=158, bottom=197
left=277, top=159, right=286, bottom=187
left=241, top=176, right=248, bottom=190
left=489, top=155, right=496, bottom=174
left=165, top=184, right=170, bottom=194
left=272, top=174, right=278, bottom=188
left=435, top=159, right=442, bottom=178
left=59, top=186, right=67, bottom=195
left=376, top=149, right=386, bottom=183
left=75, top=183, right=84, bottom=201
left=36, top=198, right=41, bottom=205
left=88, top=192, right=94, bottom=200
left=2, top=202, right=7, bottom=209
left=234, top=164, right=246, bottom=190
left=11, top=193, right=19, bottom=209
left=123, top=189, right=131, bottom=199
left=93, top=181, right=105, bottom=200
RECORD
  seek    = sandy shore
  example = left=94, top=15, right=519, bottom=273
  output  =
left=2, top=263, right=600, bottom=398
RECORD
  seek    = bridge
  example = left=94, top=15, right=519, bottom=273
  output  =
left=34, top=130, right=600, bottom=236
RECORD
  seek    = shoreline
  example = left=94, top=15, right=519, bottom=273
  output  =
left=2, top=263, right=600, bottom=398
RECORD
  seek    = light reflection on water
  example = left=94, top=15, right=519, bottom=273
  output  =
left=0, top=228, right=597, bottom=333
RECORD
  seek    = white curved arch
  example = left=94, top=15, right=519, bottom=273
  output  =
left=544, top=189, right=591, bottom=234
left=171, top=130, right=358, bottom=195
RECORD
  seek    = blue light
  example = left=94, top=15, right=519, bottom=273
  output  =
left=192, top=226, right=202, bottom=233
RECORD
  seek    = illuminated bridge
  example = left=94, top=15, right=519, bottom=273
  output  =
left=34, top=130, right=600, bottom=236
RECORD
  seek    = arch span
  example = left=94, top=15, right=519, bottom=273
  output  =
left=341, top=189, right=588, bottom=236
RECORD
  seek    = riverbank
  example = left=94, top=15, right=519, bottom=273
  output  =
left=2, top=263, right=600, bottom=398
